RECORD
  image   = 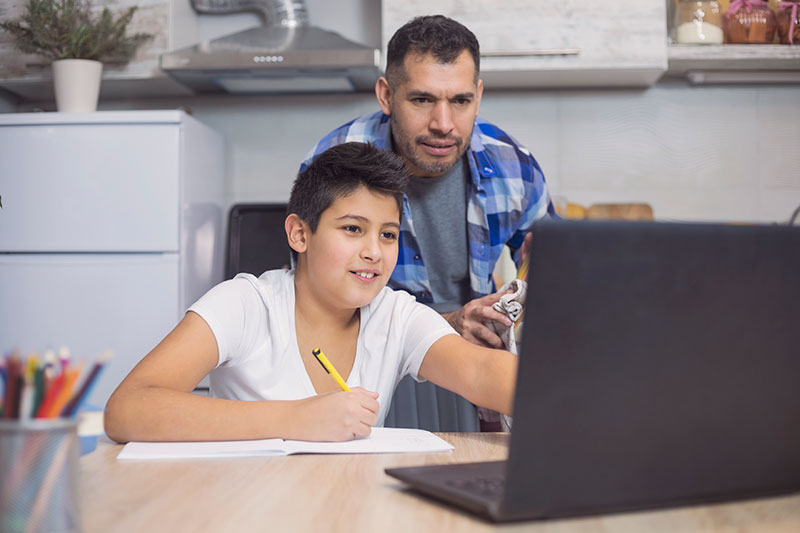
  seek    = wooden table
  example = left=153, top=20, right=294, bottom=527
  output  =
left=80, top=433, right=800, bottom=532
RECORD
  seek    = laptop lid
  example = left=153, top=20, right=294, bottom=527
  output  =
left=500, top=220, right=800, bottom=520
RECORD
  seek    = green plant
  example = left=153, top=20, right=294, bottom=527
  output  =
left=0, top=0, right=152, bottom=62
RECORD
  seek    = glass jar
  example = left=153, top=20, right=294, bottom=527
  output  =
left=676, top=0, right=725, bottom=43
left=726, top=0, right=778, bottom=43
left=777, top=1, right=800, bottom=43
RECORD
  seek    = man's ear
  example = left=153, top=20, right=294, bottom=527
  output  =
left=285, top=214, right=309, bottom=254
left=375, top=76, right=393, bottom=115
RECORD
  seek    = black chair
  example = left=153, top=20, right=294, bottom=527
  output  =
left=225, top=203, right=292, bottom=279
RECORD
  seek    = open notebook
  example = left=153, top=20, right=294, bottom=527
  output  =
left=117, top=427, right=453, bottom=460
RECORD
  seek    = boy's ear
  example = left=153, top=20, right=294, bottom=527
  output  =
left=285, top=214, right=309, bottom=254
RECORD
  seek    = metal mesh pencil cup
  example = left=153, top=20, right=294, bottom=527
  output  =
left=0, top=418, right=80, bottom=533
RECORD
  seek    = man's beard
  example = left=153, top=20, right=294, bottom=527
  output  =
left=390, top=117, right=469, bottom=176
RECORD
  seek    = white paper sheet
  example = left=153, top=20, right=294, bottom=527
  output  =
left=117, top=427, right=454, bottom=460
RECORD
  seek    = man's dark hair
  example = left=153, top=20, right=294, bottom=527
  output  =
left=385, top=15, right=480, bottom=88
left=287, top=142, right=410, bottom=260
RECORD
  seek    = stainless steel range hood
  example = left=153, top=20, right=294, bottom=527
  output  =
left=161, top=0, right=380, bottom=94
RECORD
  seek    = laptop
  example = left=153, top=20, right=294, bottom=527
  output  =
left=385, top=220, right=800, bottom=522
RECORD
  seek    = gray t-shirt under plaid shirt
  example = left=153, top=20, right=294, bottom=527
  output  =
left=406, top=155, right=471, bottom=310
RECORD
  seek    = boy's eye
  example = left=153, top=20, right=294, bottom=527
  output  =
left=343, top=225, right=361, bottom=234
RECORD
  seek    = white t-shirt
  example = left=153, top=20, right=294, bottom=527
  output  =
left=188, top=269, right=457, bottom=426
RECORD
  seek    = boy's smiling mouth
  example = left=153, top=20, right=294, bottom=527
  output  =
left=351, top=269, right=380, bottom=282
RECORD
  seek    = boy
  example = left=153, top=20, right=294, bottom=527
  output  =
left=104, top=143, right=516, bottom=443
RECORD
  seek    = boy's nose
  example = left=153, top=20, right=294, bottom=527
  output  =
left=360, top=236, right=382, bottom=262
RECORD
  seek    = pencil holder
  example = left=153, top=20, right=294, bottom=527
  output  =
left=0, top=418, right=81, bottom=533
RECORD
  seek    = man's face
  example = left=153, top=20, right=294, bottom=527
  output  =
left=378, top=50, right=483, bottom=178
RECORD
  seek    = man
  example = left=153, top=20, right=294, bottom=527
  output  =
left=301, top=15, right=556, bottom=349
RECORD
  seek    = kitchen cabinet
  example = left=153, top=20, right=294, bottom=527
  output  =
left=0, top=110, right=224, bottom=406
left=382, top=0, right=669, bottom=88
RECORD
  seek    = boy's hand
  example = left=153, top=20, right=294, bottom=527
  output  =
left=291, top=387, right=379, bottom=441
left=443, top=290, right=514, bottom=349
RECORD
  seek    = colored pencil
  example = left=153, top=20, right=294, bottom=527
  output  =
left=18, top=355, right=39, bottom=419
left=31, top=364, right=45, bottom=418
left=3, top=354, right=21, bottom=419
left=62, top=350, right=111, bottom=417
left=35, top=366, right=66, bottom=419
left=44, top=364, right=82, bottom=418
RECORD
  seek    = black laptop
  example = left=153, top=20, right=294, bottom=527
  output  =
left=385, top=220, right=800, bottom=522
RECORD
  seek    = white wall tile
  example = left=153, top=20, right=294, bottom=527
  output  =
left=557, top=86, right=760, bottom=192
left=756, top=87, right=800, bottom=189
left=759, top=189, right=800, bottom=224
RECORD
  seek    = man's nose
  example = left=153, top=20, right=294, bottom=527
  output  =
left=429, top=101, right=454, bottom=134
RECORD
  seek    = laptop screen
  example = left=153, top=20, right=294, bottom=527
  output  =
left=503, top=220, right=800, bottom=519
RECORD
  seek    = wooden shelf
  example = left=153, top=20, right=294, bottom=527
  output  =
left=667, top=44, right=800, bottom=82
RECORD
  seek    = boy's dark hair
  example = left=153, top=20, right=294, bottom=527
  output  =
left=287, top=142, right=410, bottom=260
left=385, top=15, right=480, bottom=88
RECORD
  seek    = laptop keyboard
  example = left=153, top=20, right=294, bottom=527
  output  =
left=445, top=476, right=505, bottom=498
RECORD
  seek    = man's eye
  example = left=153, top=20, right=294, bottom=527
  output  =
left=412, top=97, right=431, bottom=105
left=454, top=98, right=471, bottom=106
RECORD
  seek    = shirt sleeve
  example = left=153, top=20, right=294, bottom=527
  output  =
left=400, top=302, right=458, bottom=382
left=507, top=152, right=559, bottom=263
left=187, top=276, right=266, bottom=368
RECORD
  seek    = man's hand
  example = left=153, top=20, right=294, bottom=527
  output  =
left=443, top=291, right=513, bottom=348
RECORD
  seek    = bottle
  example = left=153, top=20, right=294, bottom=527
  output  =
left=776, top=1, right=800, bottom=44
left=676, top=0, right=725, bottom=44
left=726, top=0, right=778, bottom=43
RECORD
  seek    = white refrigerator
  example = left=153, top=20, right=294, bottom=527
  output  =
left=0, top=110, right=225, bottom=407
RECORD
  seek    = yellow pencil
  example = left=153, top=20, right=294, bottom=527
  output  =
left=311, top=348, right=351, bottom=391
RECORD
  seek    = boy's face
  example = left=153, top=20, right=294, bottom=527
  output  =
left=302, top=186, right=401, bottom=310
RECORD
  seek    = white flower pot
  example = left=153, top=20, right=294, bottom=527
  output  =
left=52, top=59, right=103, bottom=113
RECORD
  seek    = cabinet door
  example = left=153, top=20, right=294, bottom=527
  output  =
left=0, top=253, right=180, bottom=407
left=0, top=123, right=180, bottom=252
left=382, top=0, right=667, bottom=87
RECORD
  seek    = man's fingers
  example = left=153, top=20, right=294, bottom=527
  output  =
left=464, top=323, right=505, bottom=349
left=473, top=326, right=505, bottom=349
left=479, top=291, right=508, bottom=305
left=474, top=304, right=512, bottom=327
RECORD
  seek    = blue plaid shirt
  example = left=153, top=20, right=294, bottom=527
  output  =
left=300, top=111, right=556, bottom=304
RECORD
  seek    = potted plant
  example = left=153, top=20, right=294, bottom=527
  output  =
left=0, top=0, right=152, bottom=112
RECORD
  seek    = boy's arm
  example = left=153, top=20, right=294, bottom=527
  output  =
left=104, top=312, right=379, bottom=443
left=417, top=334, right=517, bottom=415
